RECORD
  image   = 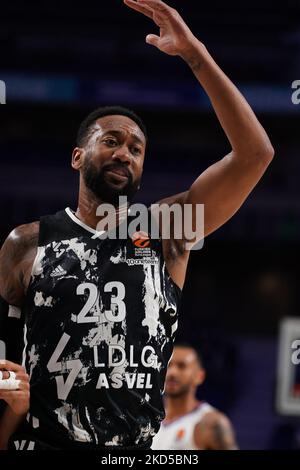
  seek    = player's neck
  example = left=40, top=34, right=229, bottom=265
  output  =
left=76, top=185, right=129, bottom=230
left=164, top=395, right=200, bottom=422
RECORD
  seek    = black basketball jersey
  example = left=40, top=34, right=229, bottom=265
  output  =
left=18, top=207, right=181, bottom=449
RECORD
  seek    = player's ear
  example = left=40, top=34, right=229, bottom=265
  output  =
left=71, top=147, right=84, bottom=170
left=194, top=368, right=206, bottom=387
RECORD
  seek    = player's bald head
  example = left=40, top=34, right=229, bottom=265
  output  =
left=174, top=342, right=204, bottom=369
left=165, top=343, right=205, bottom=398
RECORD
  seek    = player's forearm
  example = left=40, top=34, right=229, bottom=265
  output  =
left=0, top=405, right=25, bottom=449
left=181, top=40, right=274, bottom=162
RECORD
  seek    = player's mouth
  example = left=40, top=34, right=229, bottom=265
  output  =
left=104, top=168, right=129, bottom=183
left=166, top=379, right=180, bottom=388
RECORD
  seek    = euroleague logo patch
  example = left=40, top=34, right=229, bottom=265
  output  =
left=176, top=428, right=186, bottom=441
left=131, top=231, right=151, bottom=248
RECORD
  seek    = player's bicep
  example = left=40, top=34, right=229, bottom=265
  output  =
left=199, top=413, right=238, bottom=450
left=0, top=222, right=39, bottom=306
left=150, top=192, right=188, bottom=245
left=186, top=151, right=271, bottom=238
left=0, top=233, right=24, bottom=306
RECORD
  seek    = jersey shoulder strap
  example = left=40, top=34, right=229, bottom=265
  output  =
left=38, top=209, right=77, bottom=246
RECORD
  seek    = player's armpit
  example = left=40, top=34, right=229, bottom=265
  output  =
left=150, top=192, right=190, bottom=289
left=150, top=192, right=189, bottom=252
left=194, top=411, right=238, bottom=450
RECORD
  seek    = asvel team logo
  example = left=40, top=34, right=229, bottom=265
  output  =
left=0, top=81, right=6, bottom=104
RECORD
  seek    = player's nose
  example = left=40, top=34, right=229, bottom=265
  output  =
left=166, top=369, right=178, bottom=379
left=112, top=146, right=131, bottom=165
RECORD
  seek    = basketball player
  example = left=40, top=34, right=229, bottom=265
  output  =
left=151, top=343, right=238, bottom=450
left=0, top=0, right=274, bottom=449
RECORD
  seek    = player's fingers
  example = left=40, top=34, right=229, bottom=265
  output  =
left=138, top=0, right=174, bottom=26
left=146, top=34, right=160, bottom=47
left=124, top=0, right=154, bottom=19
left=0, top=370, right=28, bottom=381
left=0, top=371, right=29, bottom=390
left=138, top=0, right=173, bottom=15
left=0, top=370, right=11, bottom=380
left=0, top=379, right=21, bottom=391
left=11, top=376, right=29, bottom=391
left=19, top=381, right=29, bottom=391
left=0, top=390, right=23, bottom=399
left=0, top=360, right=26, bottom=373
left=15, top=372, right=30, bottom=383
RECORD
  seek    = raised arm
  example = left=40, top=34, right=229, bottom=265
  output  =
left=124, top=0, right=274, bottom=241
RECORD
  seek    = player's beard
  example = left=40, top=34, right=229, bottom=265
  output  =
left=82, top=157, right=141, bottom=207
left=165, top=383, right=191, bottom=399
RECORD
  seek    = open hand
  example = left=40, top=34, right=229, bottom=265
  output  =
left=124, top=0, right=197, bottom=57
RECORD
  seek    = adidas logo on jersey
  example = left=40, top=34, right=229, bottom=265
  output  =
left=50, top=265, right=67, bottom=278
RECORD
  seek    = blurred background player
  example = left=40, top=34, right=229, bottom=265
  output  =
left=152, top=343, right=238, bottom=450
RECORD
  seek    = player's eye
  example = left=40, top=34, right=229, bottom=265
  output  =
left=104, top=138, right=118, bottom=146
left=132, top=146, right=142, bottom=156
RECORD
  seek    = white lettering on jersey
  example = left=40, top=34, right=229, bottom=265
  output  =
left=14, top=440, right=35, bottom=450
left=47, top=333, right=83, bottom=400
left=76, top=281, right=127, bottom=324
left=77, top=282, right=99, bottom=323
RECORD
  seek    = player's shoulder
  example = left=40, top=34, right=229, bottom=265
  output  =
left=1, top=221, right=40, bottom=260
left=0, top=221, right=40, bottom=305
left=194, top=406, right=231, bottom=437
left=8, top=221, right=40, bottom=246
left=194, top=407, right=236, bottom=450
left=198, top=408, right=230, bottom=428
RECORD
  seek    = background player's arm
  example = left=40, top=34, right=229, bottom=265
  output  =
left=125, top=0, right=274, bottom=241
left=194, top=410, right=238, bottom=450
